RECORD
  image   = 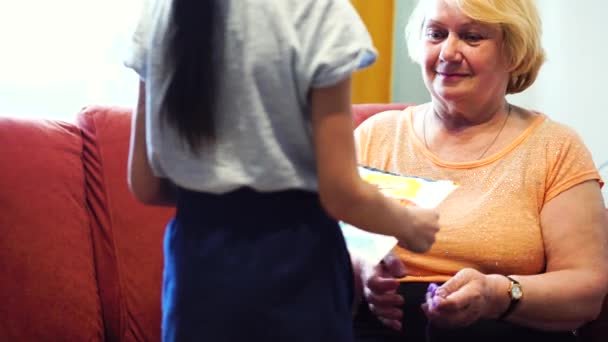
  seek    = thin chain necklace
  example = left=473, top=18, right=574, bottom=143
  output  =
left=422, top=104, right=512, bottom=161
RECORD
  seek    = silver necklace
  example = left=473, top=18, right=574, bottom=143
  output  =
left=422, top=104, right=512, bottom=161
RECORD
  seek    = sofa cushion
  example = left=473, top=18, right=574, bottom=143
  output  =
left=0, top=117, right=104, bottom=341
left=77, top=106, right=174, bottom=342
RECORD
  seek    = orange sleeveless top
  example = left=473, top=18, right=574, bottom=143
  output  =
left=355, top=106, right=601, bottom=282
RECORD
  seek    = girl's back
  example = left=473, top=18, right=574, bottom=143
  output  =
left=127, top=0, right=376, bottom=194
left=125, top=1, right=440, bottom=341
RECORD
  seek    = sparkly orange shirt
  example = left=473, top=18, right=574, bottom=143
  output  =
left=355, top=106, right=601, bottom=283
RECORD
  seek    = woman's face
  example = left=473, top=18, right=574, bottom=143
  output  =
left=420, top=0, right=510, bottom=106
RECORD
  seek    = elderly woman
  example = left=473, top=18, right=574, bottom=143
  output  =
left=352, top=0, right=608, bottom=341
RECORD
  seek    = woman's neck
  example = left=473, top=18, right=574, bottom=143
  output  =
left=420, top=100, right=516, bottom=162
left=430, top=100, right=509, bottom=133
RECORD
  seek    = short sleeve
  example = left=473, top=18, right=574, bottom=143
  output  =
left=124, top=0, right=155, bottom=78
left=295, top=0, right=377, bottom=88
left=147, top=148, right=167, bottom=177
left=544, top=125, right=602, bottom=203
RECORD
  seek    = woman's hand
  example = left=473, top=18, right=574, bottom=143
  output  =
left=362, top=252, right=407, bottom=330
left=423, top=268, right=508, bottom=328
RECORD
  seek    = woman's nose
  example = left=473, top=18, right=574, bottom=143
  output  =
left=439, top=34, right=462, bottom=62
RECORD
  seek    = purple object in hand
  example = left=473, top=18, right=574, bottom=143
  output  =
left=426, top=283, right=440, bottom=309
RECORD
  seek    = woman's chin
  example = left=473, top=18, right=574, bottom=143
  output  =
left=432, top=87, right=469, bottom=102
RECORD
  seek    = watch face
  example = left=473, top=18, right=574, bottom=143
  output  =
left=511, top=285, right=523, bottom=300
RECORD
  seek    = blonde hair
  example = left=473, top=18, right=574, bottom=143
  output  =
left=405, top=0, right=546, bottom=94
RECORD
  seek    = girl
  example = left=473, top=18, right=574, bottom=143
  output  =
left=125, top=0, right=440, bottom=341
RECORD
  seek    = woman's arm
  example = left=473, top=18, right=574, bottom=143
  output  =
left=504, top=180, right=608, bottom=329
left=127, top=81, right=176, bottom=206
left=425, top=180, right=608, bottom=331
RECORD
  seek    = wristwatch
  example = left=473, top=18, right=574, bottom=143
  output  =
left=498, top=275, right=523, bottom=320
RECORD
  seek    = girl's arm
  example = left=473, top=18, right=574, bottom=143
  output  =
left=127, top=81, right=176, bottom=206
left=310, top=77, right=439, bottom=253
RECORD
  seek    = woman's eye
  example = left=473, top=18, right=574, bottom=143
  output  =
left=425, top=30, right=445, bottom=41
left=462, top=33, right=483, bottom=42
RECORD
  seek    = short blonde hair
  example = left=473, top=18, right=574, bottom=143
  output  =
left=405, top=0, right=546, bottom=94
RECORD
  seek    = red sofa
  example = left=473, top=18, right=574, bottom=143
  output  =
left=0, top=104, right=605, bottom=341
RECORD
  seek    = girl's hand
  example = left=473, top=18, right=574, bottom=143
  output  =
left=397, top=206, right=440, bottom=253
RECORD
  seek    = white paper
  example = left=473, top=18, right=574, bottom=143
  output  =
left=340, top=166, right=457, bottom=265
left=339, top=221, right=399, bottom=266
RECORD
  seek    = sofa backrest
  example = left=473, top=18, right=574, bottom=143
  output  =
left=77, top=106, right=174, bottom=342
left=352, top=103, right=409, bottom=127
left=0, top=117, right=105, bottom=341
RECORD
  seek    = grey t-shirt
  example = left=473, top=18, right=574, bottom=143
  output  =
left=125, top=0, right=376, bottom=194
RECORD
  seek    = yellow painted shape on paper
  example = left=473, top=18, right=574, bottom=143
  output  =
left=361, top=173, right=422, bottom=199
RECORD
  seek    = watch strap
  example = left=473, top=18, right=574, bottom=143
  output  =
left=498, top=275, right=522, bottom=320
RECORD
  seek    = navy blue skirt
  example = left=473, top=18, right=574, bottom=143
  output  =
left=162, top=187, right=355, bottom=342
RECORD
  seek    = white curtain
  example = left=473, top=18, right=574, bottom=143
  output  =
left=0, top=0, right=143, bottom=121
left=508, top=0, right=608, bottom=168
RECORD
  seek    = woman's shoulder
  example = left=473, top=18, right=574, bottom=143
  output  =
left=533, top=113, right=585, bottom=144
left=523, top=112, right=595, bottom=169
left=354, top=107, right=413, bottom=154
left=509, top=106, right=582, bottom=145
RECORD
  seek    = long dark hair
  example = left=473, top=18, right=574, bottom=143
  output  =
left=161, top=0, right=222, bottom=151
